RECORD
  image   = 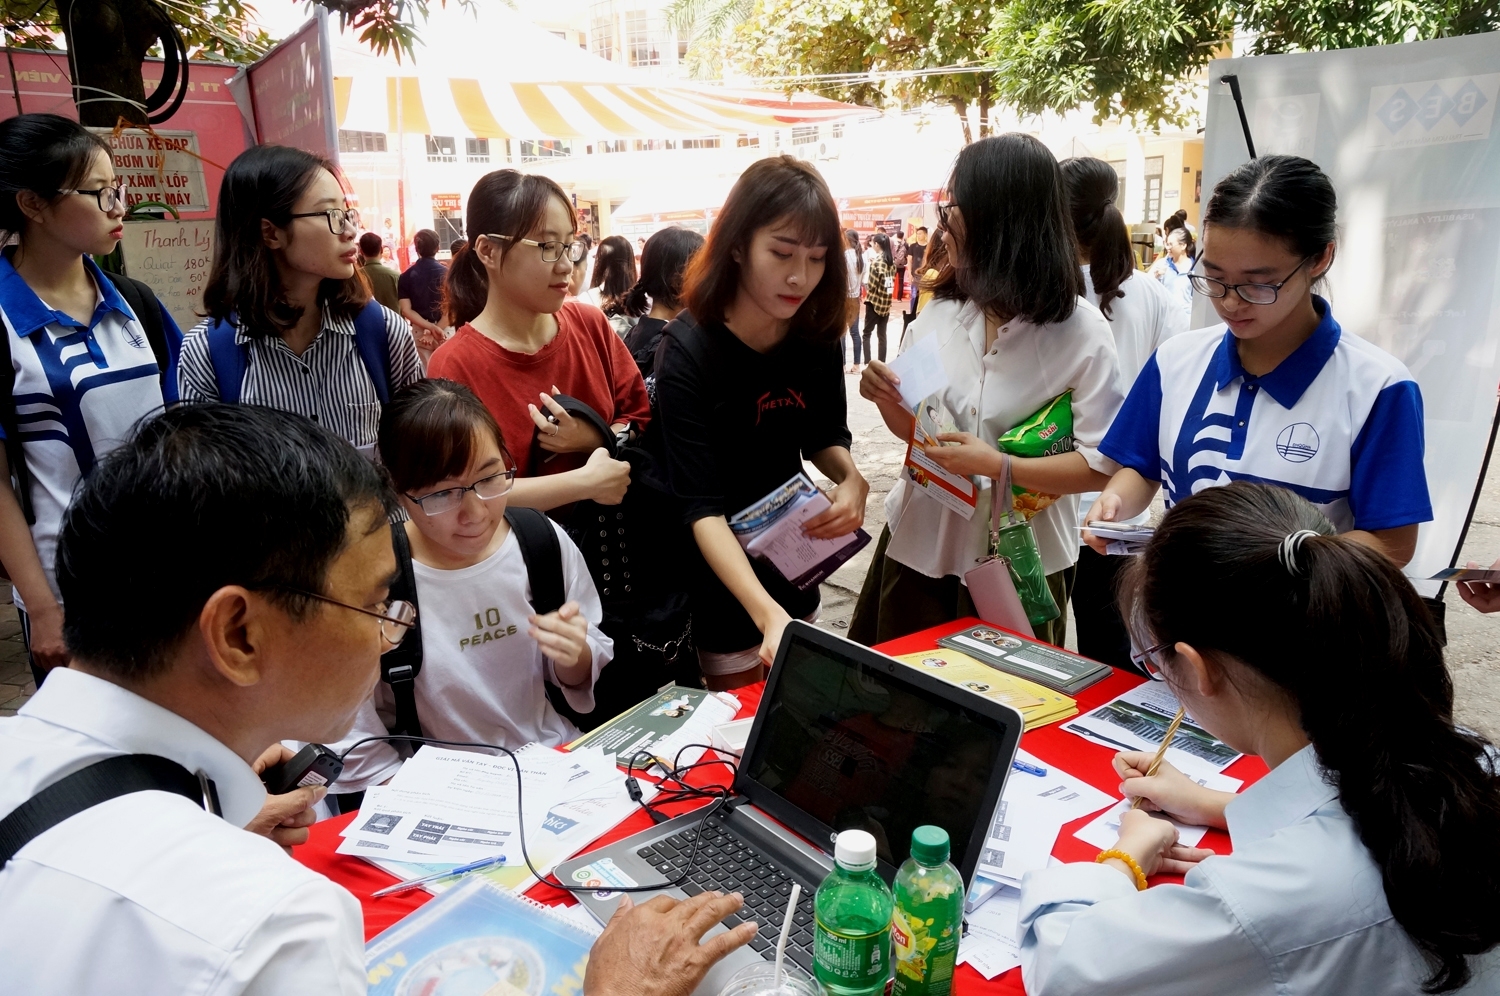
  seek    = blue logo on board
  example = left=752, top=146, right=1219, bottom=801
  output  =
left=1276, top=423, right=1320, bottom=463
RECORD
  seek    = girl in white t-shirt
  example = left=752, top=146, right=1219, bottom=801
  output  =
left=336, top=378, right=612, bottom=790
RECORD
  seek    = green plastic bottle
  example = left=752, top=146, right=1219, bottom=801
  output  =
left=814, top=829, right=895, bottom=996
left=890, top=826, right=964, bottom=996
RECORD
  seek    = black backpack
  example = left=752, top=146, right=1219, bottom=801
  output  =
left=0, top=270, right=169, bottom=524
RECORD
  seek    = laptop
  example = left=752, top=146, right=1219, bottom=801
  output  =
left=556, top=621, right=1023, bottom=995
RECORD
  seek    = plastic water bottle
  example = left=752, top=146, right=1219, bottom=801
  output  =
left=890, top=826, right=964, bottom=996
left=813, top=830, right=894, bottom=996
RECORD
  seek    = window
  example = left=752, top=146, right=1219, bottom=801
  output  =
left=678, top=36, right=689, bottom=62
left=590, top=4, right=615, bottom=62
left=519, top=139, right=571, bottom=162
left=338, top=130, right=386, bottom=153
left=425, top=135, right=457, bottom=162
left=791, top=125, right=818, bottom=146
left=831, top=123, right=844, bottom=139
left=1106, top=160, right=1127, bottom=214
left=626, top=10, right=660, bottom=67
left=465, top=138, right=490, bottom=163
left=597, top=139, right=628, bottom=153
left=433, top=214, right=464, bottom=247
left=1143, top=156, right=1164, bottom=223
left=736, top=133, right=760, bottom=148
left=681, top=137, right=721, bottom=149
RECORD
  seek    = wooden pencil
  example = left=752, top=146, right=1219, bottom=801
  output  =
left=1131, top=706, right=1187, bottom=809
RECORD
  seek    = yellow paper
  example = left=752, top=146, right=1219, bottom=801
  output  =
left=896, top=649, right=1078, bottom=731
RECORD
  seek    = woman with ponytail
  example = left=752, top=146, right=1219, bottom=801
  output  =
left=621, top=225, right=704, bottom=377
left=1062, top=156, right=1187, bottom=668
left=584, top=234, right=640, bottom=336
left=1019, top=480, right=1500, bottom=994
left=428, top=170, right=642, bottom=510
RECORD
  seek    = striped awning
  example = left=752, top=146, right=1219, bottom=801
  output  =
left=334, top=75, right=866, bottom=141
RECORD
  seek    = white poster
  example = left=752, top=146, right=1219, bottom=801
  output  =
left=1201, top=35, right=1500, bottom=594
left=119, top=219, right=214, bottom=333
left=90, top=128, right=209, bottom=215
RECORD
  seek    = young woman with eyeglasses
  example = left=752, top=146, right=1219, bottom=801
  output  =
left=428, top=170, right=642, bottom=510
left=1085, top=155, right=1431, bottom=565
left=1022, top=481, right=1500, bottom=995
left=178, top=144, right=421, bottom=454
left=332, top=378, right=611, bottom=790
left=0, top=113, right=183, bottom=686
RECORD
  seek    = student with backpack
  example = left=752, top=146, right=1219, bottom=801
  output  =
left=333, top=378, right=611, bottom=792
left=622, top=225, right=704, bottom=379
left=176, top=145, right=421, bottom=454
left=0, top=113, right=181, bottom=686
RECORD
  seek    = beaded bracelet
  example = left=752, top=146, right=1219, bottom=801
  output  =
left=1096, top=849, right=1148, bottom=891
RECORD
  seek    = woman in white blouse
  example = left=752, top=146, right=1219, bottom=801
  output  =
left=1020, top=481, right=1500, bottom=995
left=850, top=133, right=1125, bottom=646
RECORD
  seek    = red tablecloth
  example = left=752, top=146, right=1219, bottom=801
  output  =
left=295, top=619, right=1268, bottom=994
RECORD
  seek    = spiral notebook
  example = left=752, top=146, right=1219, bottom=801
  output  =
left=365, top=875, right=599, bottom=996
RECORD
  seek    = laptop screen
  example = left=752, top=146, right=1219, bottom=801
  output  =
left=738, top=626, right=1016, bottom=880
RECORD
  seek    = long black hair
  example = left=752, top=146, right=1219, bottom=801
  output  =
left=622, top=226, right=704, bottom=318
left=870, top=232, right=892, bottom=268
left=843, top=228, right=863, bottom=277
left=591, top=234, right=638, bottom=315
left=936, top=133, right=1082, bottom=325
left=0, top=112, right=111, bottom=242
left=203, top=144, right=369, bottom=336
left=1060, top=157, right=1132, bottom=320
left=1120, top=481, right=1500, bottom=993
left=1203, top=155, right=1334, bottom=281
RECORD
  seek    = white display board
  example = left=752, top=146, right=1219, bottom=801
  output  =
left=119, top=219, right=214, bottom=334
left=1200, top=35, right=1500, bottom=594
left=90, top=128, right=209, bottom=215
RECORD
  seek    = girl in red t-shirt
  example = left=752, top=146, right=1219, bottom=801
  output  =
left=428, top=171, right=648, bottom=510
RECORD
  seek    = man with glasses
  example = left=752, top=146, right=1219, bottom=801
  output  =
left=0, top=403, right=756, bottom=994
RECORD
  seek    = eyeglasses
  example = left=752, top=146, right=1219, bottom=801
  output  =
left=406, top=469, right=516, bottom=516
left=1187, top=255, right=1314, bottom=306
left=59, top=180, right=127, bottom=212
left=288, top=207, right=362, bottom=235
left=1129, top=642, right=1172, bottom=681
left=936, top=201, right=955, bottom=229
left=275, top=587, right=417, bottom=647
left=482, top=233, right=587, bottom=263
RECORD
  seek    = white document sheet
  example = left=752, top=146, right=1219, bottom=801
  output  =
left=1005, top=750, right=1116, bottom=825
left=957, top=883, right=1023, bottom=979
left=887, top=332, right=948, bottom=410
left=1071, top=771, right=1244, bottom=852
left=1062, top=683, right=1243, bottom=780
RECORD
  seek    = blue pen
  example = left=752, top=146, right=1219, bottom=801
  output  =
left=371, top=853, right=508, bottom=898
left=1012, top=759, right=1048, bottom=777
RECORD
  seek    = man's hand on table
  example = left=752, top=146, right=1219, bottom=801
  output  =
left=584, top=891, right=757, bottom=996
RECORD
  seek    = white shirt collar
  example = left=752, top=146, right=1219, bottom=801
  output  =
left=17, top=668, right=268, bottom=827
left=1224, top=743, right=1339, bottom=846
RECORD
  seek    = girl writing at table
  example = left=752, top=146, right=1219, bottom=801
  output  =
left=1084, top=155, right=1431, bottom=565
left=1019, top=480, right=1500, bottom=995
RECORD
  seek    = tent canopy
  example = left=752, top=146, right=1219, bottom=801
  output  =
left=332, top=6, right=866, bottom=141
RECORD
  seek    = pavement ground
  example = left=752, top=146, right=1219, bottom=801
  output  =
left=4, top=370, right=1498, bottom=740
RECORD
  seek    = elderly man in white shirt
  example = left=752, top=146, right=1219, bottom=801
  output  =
left=0, top=403, right=756, bottom=996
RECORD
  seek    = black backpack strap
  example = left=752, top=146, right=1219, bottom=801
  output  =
left=0, top=326, right=32, bottom=525
left=101, top=271, right=170, bottom=374
left=0, top=754, right=209, bottom=869
left=381, top=522, right=424, bottom=738
left=505, top=507, right=566, bottom=616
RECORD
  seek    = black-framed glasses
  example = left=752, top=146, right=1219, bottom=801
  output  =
left=1187, top=255, right=1314, bottom=306
left=288, top=207, right=362, bottom=235
left=59, top=180, right=127, bottom=212
left=274, top=587, right=417, bottom=646
left=406, top=469, right=516, bottom=516
left=482, top=233, right=586, bottom=263
left=1129, top=642, right=1172, bottom=681
left=936, top=201, right=955, bottom=229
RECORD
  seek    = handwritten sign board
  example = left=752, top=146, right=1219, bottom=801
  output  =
left=119, top=219, right=214, bottom=333
left=89, top=128, right=209, bottom=214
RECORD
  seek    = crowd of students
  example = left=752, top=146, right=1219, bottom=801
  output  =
left=0, top=108, right=1498, bottom=993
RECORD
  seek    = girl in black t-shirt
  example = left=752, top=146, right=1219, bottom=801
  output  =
left=652, top=156, right=869, bottom=689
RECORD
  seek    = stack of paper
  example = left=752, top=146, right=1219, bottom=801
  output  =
left=729, top=473, right=871, bottom=590
left=339, top=743, right=652, bottom=894
left=567, top=686, right=741, bottom=769
left=896, top=649, right=1077, bottom=730
left=937, top=624, right=1112, bottom=695
left=1062, top=683, right=1243, bottom=780
left=1073, top=770, right=1243, bottom=851
left=974, top=749, right=1114, bottom=888
left=957, top=883, right=1024, bottom=979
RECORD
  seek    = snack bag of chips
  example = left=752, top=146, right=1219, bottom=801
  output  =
left=995, top=392, right=1074, bottom=519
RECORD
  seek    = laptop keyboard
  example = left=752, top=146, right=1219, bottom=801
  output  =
left=635, top=817, right=819, bottom=973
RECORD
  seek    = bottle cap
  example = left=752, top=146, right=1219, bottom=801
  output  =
left=910, top=825, right=950, bottom=866
left=834, top=830, right=878, bottom=872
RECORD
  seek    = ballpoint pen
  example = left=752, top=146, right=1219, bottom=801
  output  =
left=1012, top=758, right=1048, bottom=777
left=371, top=853, right=508, bottom=898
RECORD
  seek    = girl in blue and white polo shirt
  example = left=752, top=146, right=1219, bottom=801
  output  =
left=1085, top=155, right=1431, bottom=565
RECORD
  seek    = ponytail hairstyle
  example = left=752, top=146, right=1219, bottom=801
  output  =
left=444, top=169, right=576, bottom=328
left=204, top=144, right=370, bottom=336
left=377, top=378, right=513, bottom=496
left=1119, top=481, right=1500, bottom=993
left=870, top=231, right=893, bottom=268
left=0, top=113, right=111, bottom=243
left=1162, top=209, right=1196, bottom=258
left=844, top=229, right=863, bottom=277
left=937, top=133, right=1082, bottom=325
left=623, top=226, right=704, bottom=318
left=1203, top=155, right=1334, bottom=289
left=590, top=234, right=638, bottom=316
left=681, top=155, right=848, bottom=343
left=1060, top=157, right=1132, bottom=320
